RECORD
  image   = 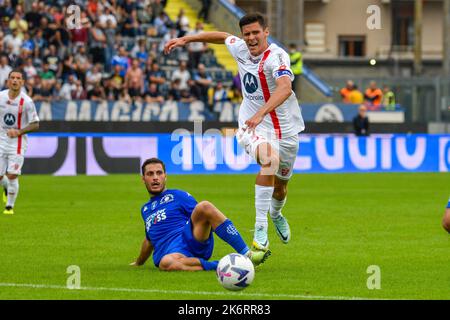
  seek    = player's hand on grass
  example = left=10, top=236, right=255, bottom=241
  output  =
left=7, top=129, right=21, bottom=138
left=164, top=38, right=187, bottom=54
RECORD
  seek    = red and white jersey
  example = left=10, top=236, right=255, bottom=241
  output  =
left=0, top=89, right=39, bottom=155
left=225, top=35, right=305, bottom=139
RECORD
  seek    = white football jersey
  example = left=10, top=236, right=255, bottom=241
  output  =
left=225, top=35, right=305, bottom=140
left=0, top=89, right=39, bottom=155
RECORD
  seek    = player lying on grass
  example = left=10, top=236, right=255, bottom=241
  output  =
left=130, top=158, right=271, bottom=271
left=442, top=197, right=450, bottom=233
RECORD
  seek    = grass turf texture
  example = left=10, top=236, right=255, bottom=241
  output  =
left=0, top=173, right=449, bottom=300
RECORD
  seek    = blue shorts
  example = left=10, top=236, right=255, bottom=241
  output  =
left=155, top=219, right=214, bottom=267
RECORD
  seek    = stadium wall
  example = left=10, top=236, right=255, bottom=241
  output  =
left=34, top=100, right=405, bottom=123
left=23, top=133, right=450, bottom=175
left=39, top=121, right=427, bottom=134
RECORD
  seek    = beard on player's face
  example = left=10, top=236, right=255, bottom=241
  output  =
left=146, top=175, right=166, bottom=195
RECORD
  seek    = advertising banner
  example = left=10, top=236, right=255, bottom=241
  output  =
left=23, top=133, right=450, bottom=175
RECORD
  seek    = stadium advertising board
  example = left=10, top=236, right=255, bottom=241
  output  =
left=35, top=101, right=405, bottom=123
left=24, top=133, right=450, bottom=175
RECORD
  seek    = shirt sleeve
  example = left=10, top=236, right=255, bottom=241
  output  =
left=225, top=35, right=244, bottom=59
left=269, top=50, right=294, bottom=82
left=25, top=99, right=40, bottom=124
left=141, top=206, right=151, bottom=241
left=178, top=190, right=198, bottom=217
left=144, top=224, right=151, bottom=241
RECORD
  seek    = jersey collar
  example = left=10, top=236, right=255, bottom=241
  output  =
left=150, top=188, right=169, bottom=201
left=6, top=90, right=21, bottom=105
left=248, top=43, right=273, bottom=61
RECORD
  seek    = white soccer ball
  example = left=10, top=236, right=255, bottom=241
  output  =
left=216, top=253, right=255, bottom=291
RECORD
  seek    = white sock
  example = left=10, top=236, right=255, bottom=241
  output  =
left=0, top=176, right=9, bottom=189
left=269, top=197, right=286, bottom=219
left=7, top=178, right=19, bottom=208
left=255, top=185, right=274, bottom=229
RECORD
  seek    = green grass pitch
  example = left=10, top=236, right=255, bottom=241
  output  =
left=0, top=172, right=449, bottom=300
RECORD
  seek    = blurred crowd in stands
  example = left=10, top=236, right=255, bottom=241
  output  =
left=0, top=0, right=242, bottom=111
left=340, top=80, right=396, bottom=110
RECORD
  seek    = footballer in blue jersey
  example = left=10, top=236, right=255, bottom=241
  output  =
left=130, top=158, right=271, bottom=271
left=443, top=197, right=450, bottom=233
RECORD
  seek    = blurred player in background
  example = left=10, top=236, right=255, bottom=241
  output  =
left=0, top=70, right=39, bottom=215
left=442, top=197, right=450, bottom=233
left=131, top=158, right=270, bottom=271
left=165, top=13, right=305, bottom=253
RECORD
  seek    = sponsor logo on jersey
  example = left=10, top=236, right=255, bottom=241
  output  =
left=3, top=113, right=16, bottom=126
left=145, top=208, right=167, bottom=231
left=143, top=205, right=148, bottom=212
left=243, top=73, right=258, bottom=94
left=160, top=193, right=174, bottom=205
left=151, top=201, right=157, bottom=210
left=230, top=37, right=236, bottom=44
left=244, top=93, right=264, bottom=101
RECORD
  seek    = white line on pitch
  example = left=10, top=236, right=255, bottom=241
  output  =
left=0, top=282, right=385, bottom=300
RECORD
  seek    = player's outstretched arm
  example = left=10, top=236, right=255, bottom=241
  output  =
left=164, top=31, right=231, bottom=54
left=245, top=76, right=293, bottom=130
left=130, top=238, right=153, bottom=266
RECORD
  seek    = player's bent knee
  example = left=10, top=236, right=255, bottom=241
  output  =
left=159, top=255, right=180, bottom=271
left=260, top=156, right=279, bottom=176
left=196, top=201, right=215, bottom=215
left=259, top=153, right=279, bottom=167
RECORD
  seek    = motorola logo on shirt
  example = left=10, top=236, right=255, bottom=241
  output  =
left=243, top=73, right=258, bottom=94
left=4, top=113, right=16, bottom=126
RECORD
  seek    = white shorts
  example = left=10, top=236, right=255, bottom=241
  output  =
left=236, top=127, right=299, bottom=180
left=0, top=154, right=24, bottom=176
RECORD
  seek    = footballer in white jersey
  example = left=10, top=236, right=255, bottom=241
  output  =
left=165, top=13, right=303, bottom=253
left=0, top=70, right=39, bottom=215
left=224, top=36, right=305, bottom=141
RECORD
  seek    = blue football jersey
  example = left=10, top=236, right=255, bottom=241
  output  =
left=141, top=189, right=198, bottom=265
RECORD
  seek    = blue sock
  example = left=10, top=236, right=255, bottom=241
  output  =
left=214, top=219, right=249, bottom=255
left=199, top=258, right=218, bottom=271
